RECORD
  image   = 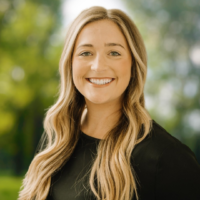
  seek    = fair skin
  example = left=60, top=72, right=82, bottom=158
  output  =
left=72, top=19, right=132, bottom=139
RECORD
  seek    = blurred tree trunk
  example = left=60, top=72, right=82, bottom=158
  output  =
left=0, top=0, right=63, bottom=175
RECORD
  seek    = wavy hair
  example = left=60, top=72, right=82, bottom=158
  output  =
left=18, top=6, right=152, bottom=200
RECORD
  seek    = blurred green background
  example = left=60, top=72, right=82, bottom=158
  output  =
left=0, top=0, right=200, bottom=199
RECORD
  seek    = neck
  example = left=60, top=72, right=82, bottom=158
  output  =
left=81, top=99, right=122, bottom=139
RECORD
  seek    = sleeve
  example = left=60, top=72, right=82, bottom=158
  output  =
left=155, top=144, right=200, bottom=200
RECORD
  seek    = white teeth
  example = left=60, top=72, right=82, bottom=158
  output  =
left=88, top=78, right=113, bottom=85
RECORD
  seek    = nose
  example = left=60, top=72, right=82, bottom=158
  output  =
left=91, top=54, right=107, bottom=72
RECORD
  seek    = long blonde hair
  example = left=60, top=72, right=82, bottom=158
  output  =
left=19, top=6, right=152, bottom=200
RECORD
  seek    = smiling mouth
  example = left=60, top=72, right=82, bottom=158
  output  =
left=86, top=78, right=115, bottom=85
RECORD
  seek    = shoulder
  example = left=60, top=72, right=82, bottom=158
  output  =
left=131, top=119, right=191, bottom=179
left=132, top=119, right=197, bottom=161
left=152, top=121, right=200, bottom=199
left=131, top=120, right=200, bottom=199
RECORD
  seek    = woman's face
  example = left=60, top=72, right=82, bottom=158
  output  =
left=72, top=19, right=132, bottom=106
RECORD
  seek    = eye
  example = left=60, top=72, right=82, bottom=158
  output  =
left=109, top=51, right=121, bottom=56
left=79, top=52, right=92, bottom=56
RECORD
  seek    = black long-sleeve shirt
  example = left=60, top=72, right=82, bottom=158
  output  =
left=46, top=120, right=200, bottom=200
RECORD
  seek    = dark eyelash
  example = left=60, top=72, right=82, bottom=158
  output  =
left=110, top=51, right=120, bottom=56
left=80, top=52, right=91, bottom=56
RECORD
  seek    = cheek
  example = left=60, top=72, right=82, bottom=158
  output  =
left=72, top=64, right=79, bottom=81
left=72, top=60, right=83, bottom=80
left=114, top=59, right=132, bottom=97
left=72, top=59, right=88, bottom=93
left=117, top=59, right=132, bottom=82
left=72, top=60, right=82, bottom=89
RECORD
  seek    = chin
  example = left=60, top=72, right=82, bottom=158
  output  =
left=86, top=97, right=110, bottom=105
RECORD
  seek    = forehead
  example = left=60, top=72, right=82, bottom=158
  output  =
left=74, top=19, right=129, bottom=47
left=82, top=19, right=122, bottom=34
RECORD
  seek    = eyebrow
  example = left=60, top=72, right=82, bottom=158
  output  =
left=105, top=43, right=125, bottom=49
left=77, top=43, right=125, bottom=49
left=78, top=44, right=93, bottom=48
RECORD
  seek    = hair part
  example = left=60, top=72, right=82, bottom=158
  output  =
left=18, top=6, right=152, bottom=200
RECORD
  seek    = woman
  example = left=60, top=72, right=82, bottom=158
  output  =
left=19, top=6, right=200, bottom=200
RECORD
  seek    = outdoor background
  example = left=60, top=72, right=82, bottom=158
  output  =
left=0, top=0, right=200, bottom=199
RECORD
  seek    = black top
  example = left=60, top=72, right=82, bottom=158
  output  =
left=46, top=120, right=200, bottom=200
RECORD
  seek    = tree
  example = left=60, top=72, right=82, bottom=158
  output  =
left=0, top=0, right=63, bottom=175
left=124, top=0, right=200, bottom=162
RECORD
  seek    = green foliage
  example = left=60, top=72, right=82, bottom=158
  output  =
left=0, top=176, right=23, bottom=200
left=124, top=0, right=200, bottom=156
left=0, top=0, right=63, bottom=174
